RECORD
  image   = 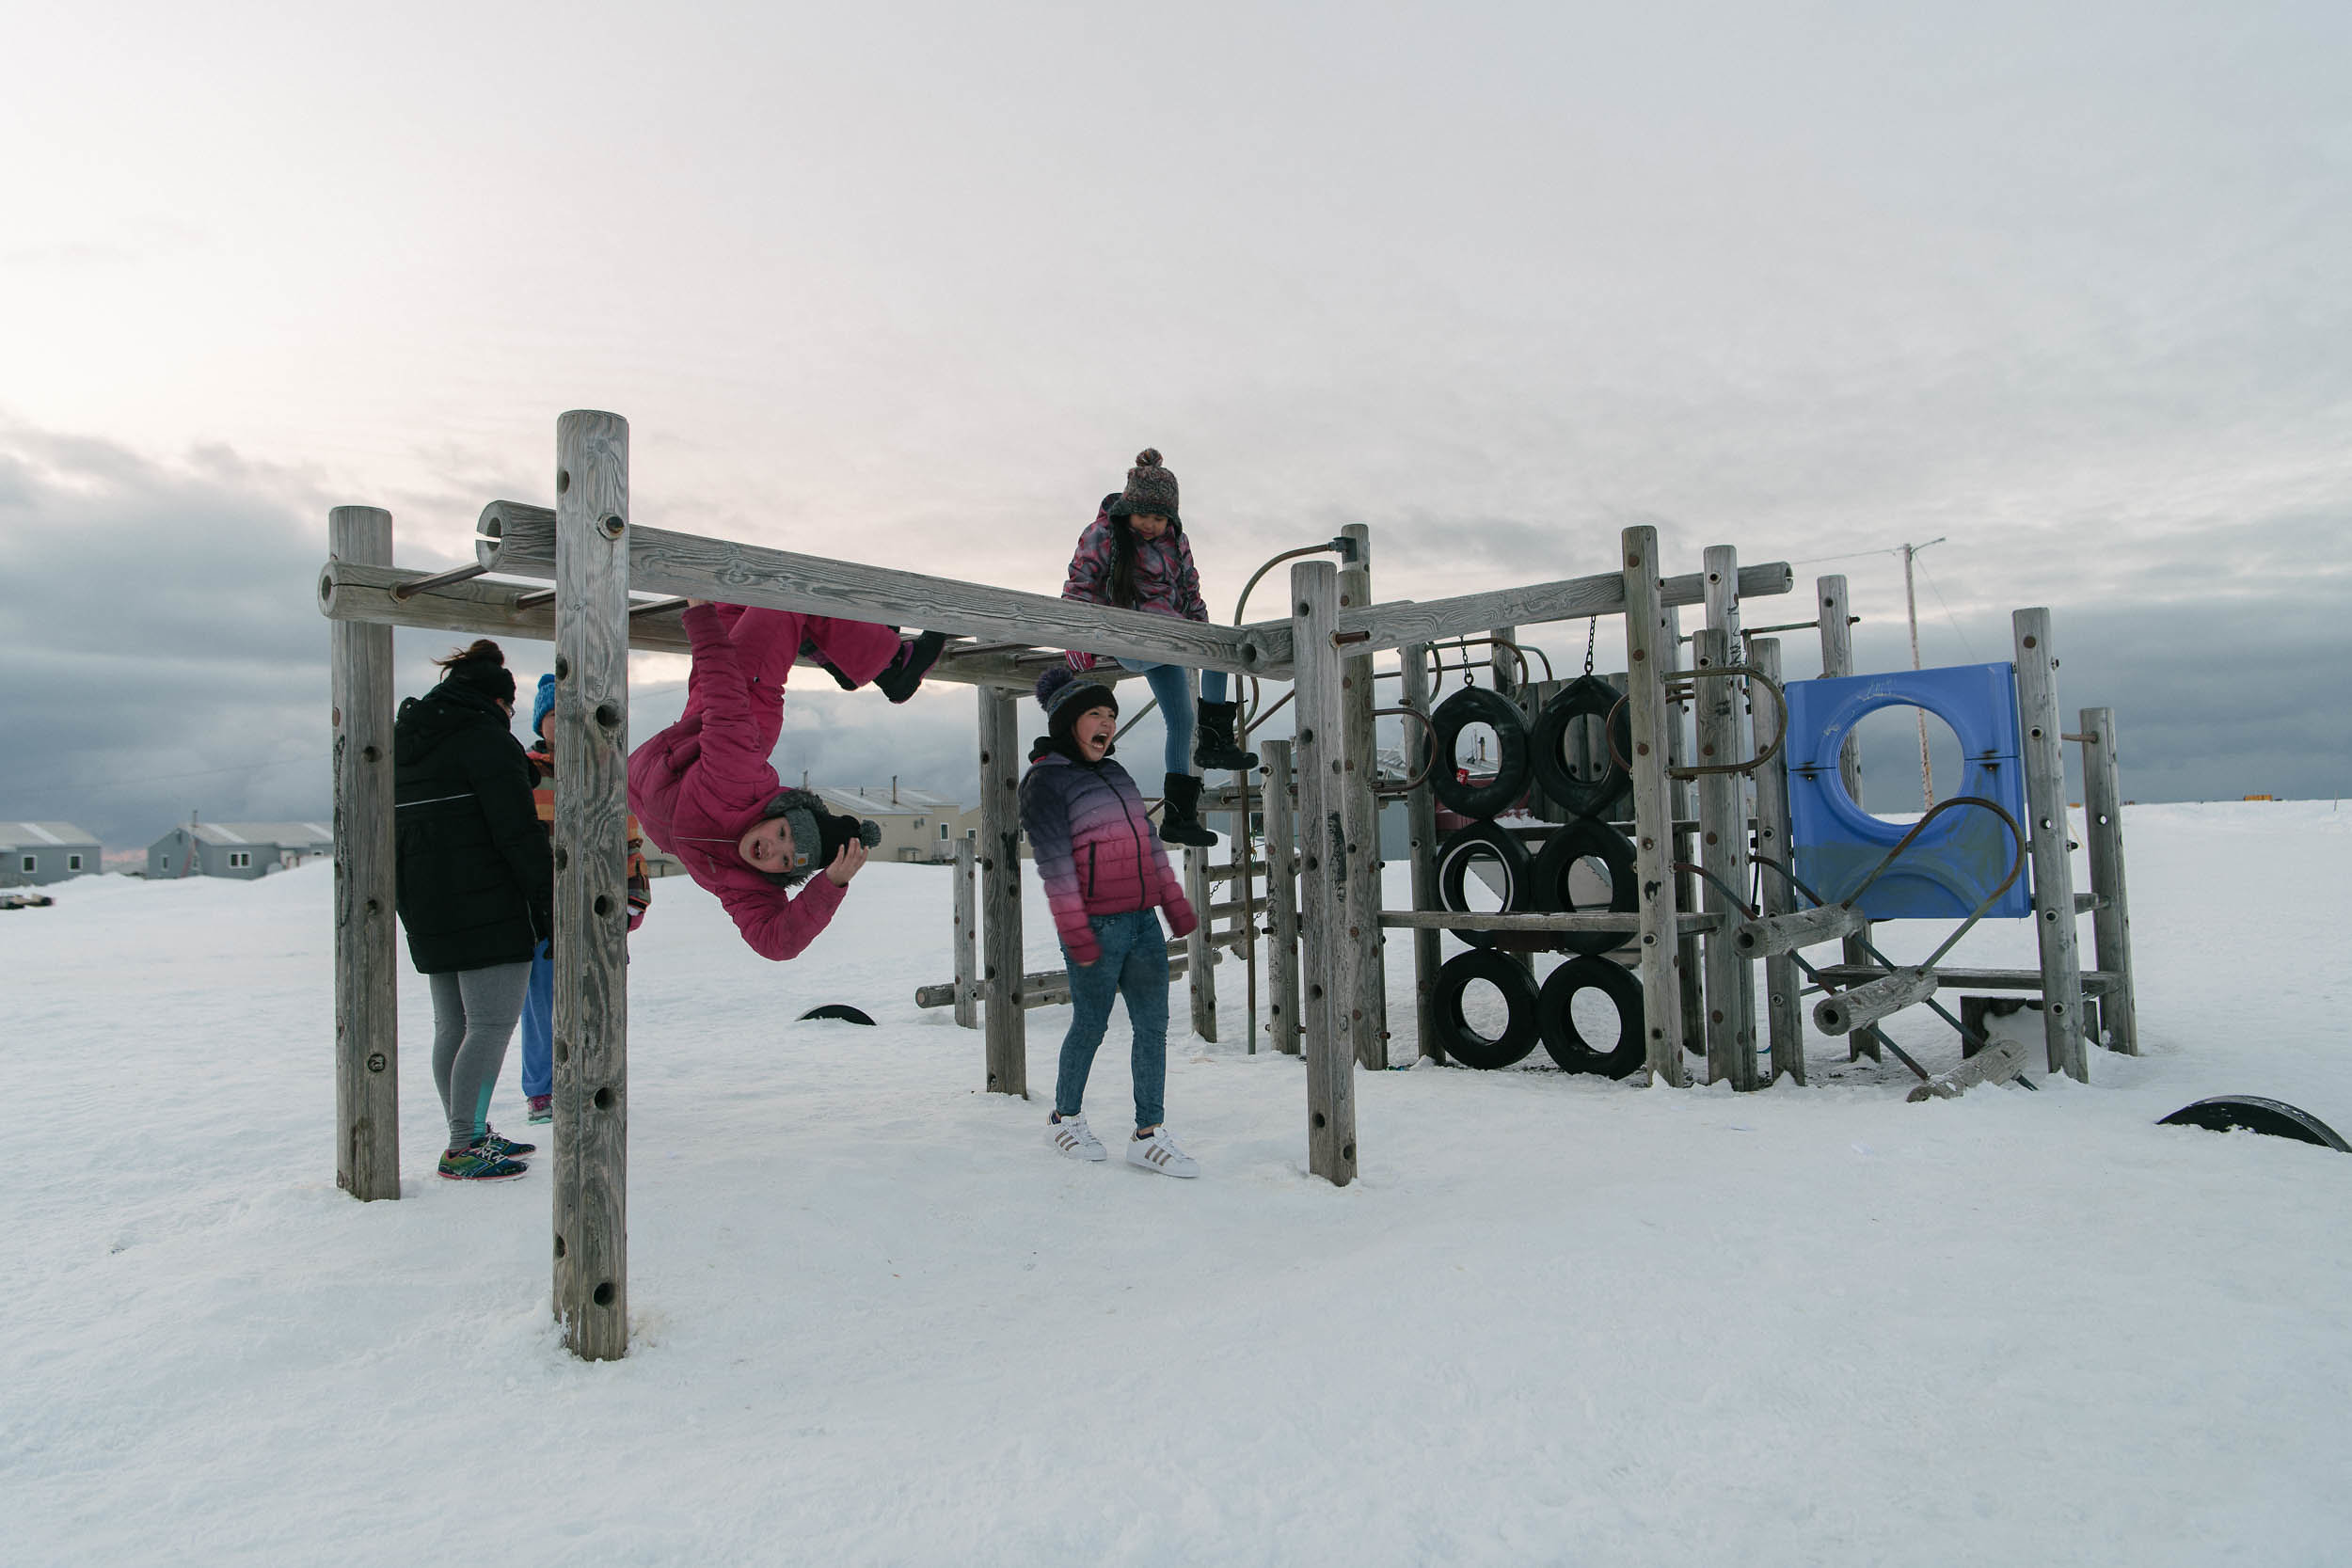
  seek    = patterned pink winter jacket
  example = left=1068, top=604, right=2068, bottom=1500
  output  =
left=1059, top=507, right=1209, bottom=669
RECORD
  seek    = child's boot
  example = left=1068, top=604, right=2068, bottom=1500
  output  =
left=1192, top=699, right=1258, bottom=772
left=1158, top=773, right=1218, bottom=847
left=875, top=631, right=948, bottom=704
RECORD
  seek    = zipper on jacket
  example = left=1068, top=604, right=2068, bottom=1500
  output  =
left=1086, top=843, right=1097, bottom=897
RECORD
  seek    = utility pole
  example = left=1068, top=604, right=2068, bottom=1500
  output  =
left=1900, top=538, right=1947, bottom=807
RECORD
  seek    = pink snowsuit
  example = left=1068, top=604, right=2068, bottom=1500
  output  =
left=627, top=604, right=900, bottom=960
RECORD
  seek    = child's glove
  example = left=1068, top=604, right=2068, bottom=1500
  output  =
left=1065, top=650, right=1098, bottom=673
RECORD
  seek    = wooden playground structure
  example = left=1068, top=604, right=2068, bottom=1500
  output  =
left=320, top=408, right=2137, bottom=1360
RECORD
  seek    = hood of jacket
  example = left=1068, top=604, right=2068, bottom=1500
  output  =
left=394, top=682, right=513, bottom=767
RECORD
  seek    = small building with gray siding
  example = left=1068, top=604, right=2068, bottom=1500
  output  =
left=146, top=821, right=335, bottom=880
left=0, top=822, right=103, bottom=886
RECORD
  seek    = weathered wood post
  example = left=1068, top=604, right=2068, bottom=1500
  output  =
left=551, top=408, right=631, bottom=1362
left=977, top=685, right=1027, bottom=1096
left=1292, top=560, right=1359, bottom=1184
left=328, top=505, right=399, bottom=1201
left=2013, top=609, right=2088, bottom=1082
left=1817, top=574, right=1877, bottom=1061
left=1749, top=638, right=1804, bottom=1085
left=1701, top=546, right=1758, bottom=1084
left=952, top=834, right=978, bottom=1029
left=1339, top=524, right=1388, bottom=1068
left=1184, top=845, right=1217, bottom=1041
left=1488, top=624, right=1534, bottom=978
left=2078, top=706, right=2137, bottom=1054
left=1621, top=528, right=1689, bottom=1085
left=1693, top=626, right=1758, bottom=1089
left=1399, top=642, right=1444, bottom=1063
left=1261, top=737, right=1303, bottom=1056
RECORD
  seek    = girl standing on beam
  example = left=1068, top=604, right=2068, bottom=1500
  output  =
left=1060, top=448, right=1256, bottom=848
left=627, top=603, right=944, bottom=959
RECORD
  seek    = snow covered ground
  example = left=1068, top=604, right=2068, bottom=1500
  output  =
left=6, top=801, right=2348, bottom=1566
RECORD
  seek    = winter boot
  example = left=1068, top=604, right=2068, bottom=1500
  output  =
left=1157, top=772, right=1218, bottom=847
left=1192, top=699, right=1259, bottom=772
left=875, top=631, right=949, bottom=704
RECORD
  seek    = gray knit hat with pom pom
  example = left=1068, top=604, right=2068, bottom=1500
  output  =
left=1107, top=448, right=1179, bottom=523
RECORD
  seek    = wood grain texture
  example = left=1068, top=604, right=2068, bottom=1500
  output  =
left=1907, top=1037, right=2028, bottom=1101
left=1291, top=562, right=1359, bottom=1185
left=1730, top=899, right=1864, bottom=958
left=2013, top=609, right=2088, bottom=1082
left=329, top=506, right=400, bottom=1202
left=1816, top=573, right=1879, bottom=1062
left=1620, top=528, right=1688, bottom=1085
left=1811, top=964, right=2122, bottom=994
left=1260, top=739, right=1304, bottom=1057
left=1398, top=644, right=1444, bottom=1064
left=551, top=410, right=631, bottom=1362
left=977, top=687, right=1027, bottom=1097
left=1661, top=607, right=1706, bottom=1060
left=2078, top=707, right=2137, bottom=1055
left=1378, top=911, right=1717, bottom=933
left=1749, top=640, right=1804, bottom=1085
left=1340, top=526, right=1388, bottom=1068
left=478, top=500, right=1277, bottom=677
left=915, top=940, right=1233, bottom=1011
left=1692, top=628, right=1757, bottom=1089
left=952, top=835, right=977, bottom=1029
left=1184, top=846, right=1217, bottom=1042
left=1814, top=967, right=1938, bottom=1037
left=1700, top=551, right=1759, bottom=1088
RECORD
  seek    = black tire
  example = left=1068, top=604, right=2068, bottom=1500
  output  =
left=1431, top=950, right=1542, bottom=1069
left=1529, top=675, right=1632, bottom=821
left=799, top=1003, right=877, bottom=1025
left=1536, top=957, right=1646, bottom=1078
left=1527, top=819, right=1639, bottom=955
left=2157, top=1096, right=2349, bottom=1152
left=1429, top=686, right=1531, bottom=818
left=1436, top=820, right=1533, bottom=951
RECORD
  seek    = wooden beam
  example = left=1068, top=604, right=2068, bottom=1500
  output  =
left=1184, top=845, right=1217, bottom=1042
left=2078, top=708, right=2137, bottom=1055
left=977, top=686, right=1027, bottom=1097
left=550, top=409, right=631, bottom=1363
left=1749, top=639, right=1805, bottom=1085
left=1621, top=527, right=1688, bottom=1085
left=477, top=501, right=1281, bottom=677
left=915, top=938, right=1236, bottom=1011
left=1260, top=738, right=1304, bottom=1057
left=1340, top=524, right=1387, bottom=1068
left=952, top=835, right=977, bottom=1030
left=1292, top=561, right=1359, bottom=1185
left=1379, top=910, right=1717, bottom=934
left=1817, top=573, right=1878, bottom=1065
left=1814, top=967, right=1937, bottom=1037
left=329, top=505, right=399, bottom=1203
left=1693, top=625, right=1756, bottom=1089
left=2014, top=608, right=2088, bottom=1082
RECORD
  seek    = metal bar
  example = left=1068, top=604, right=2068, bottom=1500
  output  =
left=389, top=561, right=488, bottom=600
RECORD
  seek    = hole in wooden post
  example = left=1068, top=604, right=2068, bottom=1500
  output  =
left=554, top=845, right=569, bottom=871
left=364, top=898, right=381, bottom=916
left=596, top=701, right=621, bottom=728
left=557, top=469, right=571, bottom=493
left=1343, top=1143, right=1355, bottom=1162
left=595, top=894, right=614, bottom=917
left=594, top=1281, right=615, bottom=1307
left=1297, top=601, right=1311, bottom=615
left=555, top=655, right=570, bottom=680
left=600, top=514, right=625, bottom=539
left=594, top=1085, right=614, bottom=1110
left=1312, top=1112, right=1327, bottom=1129
left=2022, top=635, right=2037, bottom=649
left=361, top=745, right=380, bottom=764
left=554, top=1234, right=566, bottom=1259
left=318, top=574, right=333, bottom=603
left=555, top=1038, right=569, bottom=1064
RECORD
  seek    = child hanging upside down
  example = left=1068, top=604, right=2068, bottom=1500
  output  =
left=627, top=601, right=945, bottom=959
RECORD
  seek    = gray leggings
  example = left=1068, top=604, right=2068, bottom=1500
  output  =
left=428, top=961, right=532, bottom=1151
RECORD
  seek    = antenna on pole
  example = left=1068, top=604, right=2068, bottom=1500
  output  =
left=1900, top=538, right=1947, bottom=807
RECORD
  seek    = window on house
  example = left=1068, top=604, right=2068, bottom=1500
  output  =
left=228, top=851, right=252, bottom=869
left=19, top=855, right=35, bottom=872
left=160, top=856, right=171, bottom=870
left=939, top=823, right=949, bottom=840
left=68, top=854, right=82, bottom=871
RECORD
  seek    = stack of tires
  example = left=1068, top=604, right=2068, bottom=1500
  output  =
left=1426, top=676, right=1646, bottom=1077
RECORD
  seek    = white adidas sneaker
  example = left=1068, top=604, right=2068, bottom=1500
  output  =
left=1125, top=1127, right=1200, bottom=1179
left=1048, top=1114, right=1107, bottom=1162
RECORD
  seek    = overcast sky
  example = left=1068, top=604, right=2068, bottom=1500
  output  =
left=3, top=0, right=2346, bottom=848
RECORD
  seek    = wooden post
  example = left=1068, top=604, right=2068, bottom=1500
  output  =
left=1261, top=738, right=1304, bottom=1056
left=1750, top=638, right=1804, bottom=1085
left=1184, top=845, right=1217, bottom=1041
left=952, top=835, right=977, bottom=1029
left=1621, top=528, right=1688, bottom=1085
left=1340, top=524, right=1387, bottom=1068
left=977, top=685, right=1027, bottom=1096
left=551, top=408, right=631, bottom=1362
left=1701, top=546, right=1758, bottom=1083
left=329, top=505, right=399, bottom=1202
left=1399, top=642, right=1444, bottom=1063
left=1817, top=574, right=1878, bottom=1062
left=2078, top=707, right=2137, bottom=1054
left=2013, top=609, right=2088, bottom=1083
left=1292, top=561, right=1359, bottom=1184
left=1693, top=627, right=1757, bottom=1089
left=1661, top=605, right=1705, bottom=1058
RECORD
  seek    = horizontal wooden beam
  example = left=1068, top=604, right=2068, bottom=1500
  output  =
left=1240, top=561, right=1797, bottom=659
left=315, top=562, right=1111, bottom=690
left=913, top=930, right=1245, bottom=1010
left=1378, top=910, right=1718, bottom=935
left=477, top=502, right=1285, bottom=678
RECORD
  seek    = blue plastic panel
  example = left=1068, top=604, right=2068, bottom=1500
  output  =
left=1784, top=662, right=2031, bottom=920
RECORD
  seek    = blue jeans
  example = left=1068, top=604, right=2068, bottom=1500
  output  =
left=1056, top=909, right=1170, bottom=1130
left=1117, top=661, right=1228, bottom=776
left=517, top=940, right=555, bottom=1099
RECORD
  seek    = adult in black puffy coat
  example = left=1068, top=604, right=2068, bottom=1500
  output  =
left=393, top=640, right=553, bottom=1181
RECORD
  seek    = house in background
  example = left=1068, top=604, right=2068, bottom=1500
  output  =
left=0, top=822, right=103, bottom=886
left=146, top=821, right=335, bottom=879
left=809, top=784, right=978, bottom=863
